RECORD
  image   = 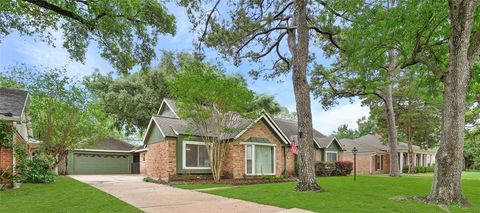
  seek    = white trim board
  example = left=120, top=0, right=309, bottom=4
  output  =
left=182, top=141, right=211, bottom=170
left=244, top=143, right=276, bottom=176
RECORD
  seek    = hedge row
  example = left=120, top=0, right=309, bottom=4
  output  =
left=402, top=165, right=435, bottom=173
left=315, top=161, right=353, bottom=177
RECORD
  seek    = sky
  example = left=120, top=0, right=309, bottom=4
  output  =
left=0, top=3, right=369, bottom=135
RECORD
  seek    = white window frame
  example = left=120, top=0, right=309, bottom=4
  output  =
left=241, top=142, right=276, bottom=176
left=182, top=141, right=211, bottom=170
left=325, top=151, right=339, bottom=162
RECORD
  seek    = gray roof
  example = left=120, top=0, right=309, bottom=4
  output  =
left=87, top=137, right=134, bottom=151
left=0, top=88, right=28, bottom=119
left=340, top=134, right=437, bottom=154
left=341, top=135, right=388, bottom=154
left=273, top=118, right=331, bottom=148
left=164, top=98, right=178, bottom=112
left=152, top=115, right=251, bottom=140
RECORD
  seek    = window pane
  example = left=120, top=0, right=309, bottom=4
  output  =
left=198, top=144, right=210, bottom=167
left=246, top=145, right=253, bottom=174
left=186, top=144, right=198, bottom=167
left=255, top=146, right=273, bottom=174
left=327, top=152, right=337, bottom=162
left=247, top=160, right=252, bottom=174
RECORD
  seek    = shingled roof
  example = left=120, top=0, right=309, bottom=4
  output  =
left=0, top=87, right=28, bottom=120
left=87, top=137, right=134, bottom=151
left=340, top=134, right=437, bottom=154
left=273, top=118, right=337, bottom=148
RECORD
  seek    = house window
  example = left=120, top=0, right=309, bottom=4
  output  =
left=326, top=151, right=338, bottom=162
left=375, top=155, right=383, bottom=170
left=245, top=144, right=275, bottom=175
left=183, top=141, right=210, bottom=169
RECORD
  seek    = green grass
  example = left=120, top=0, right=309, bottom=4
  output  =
left=197, top=172, right=480, bottom=213
left=0, top=177, right=140, bottom=213
left=174, top=183, right=229, bottom=190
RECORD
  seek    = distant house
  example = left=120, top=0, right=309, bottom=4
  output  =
left=141, top=99, right=344, bottom=181
left=341, top=134, right=437, bottom=174
left=0, top=88, right=35, bottom=186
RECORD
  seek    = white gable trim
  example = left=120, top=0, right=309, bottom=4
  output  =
left=142, top=117, right=166, bottom=144
left=156, top=98, right=179, bottom=118
left=325, top=137, right=343, bottom=150
left=233, top=112, right=290, bottom=145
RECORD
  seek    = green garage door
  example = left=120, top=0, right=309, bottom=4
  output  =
left=69, top=152, right=132, bottom=174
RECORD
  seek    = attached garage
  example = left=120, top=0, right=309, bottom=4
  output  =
left=63, top=137, right=136, bottom=175
left=67, top=151, right=132, bottom=174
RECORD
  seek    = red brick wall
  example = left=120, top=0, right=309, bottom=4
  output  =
left=139, top=151, right=147, bottom=175
left=145, top=139, right=176, bottom=181
left=344, top=153, right=390, bottom=174
left=224, top=119, right=294, bottom=178
left=0, top=147, right=13, bottom=184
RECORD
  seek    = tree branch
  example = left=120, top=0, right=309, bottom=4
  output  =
left=468, top=27, right=480, bottom=64
left=319, top=1, right=352, bottom=22
left=237, top=26, right=292, bottom=54
left=23, top=0, right=89, bottom=26
left=253, top=32, right=287, bottom=59
left=273, top=1, right=293, bottom=20
left=309, top=26, right=343, bottom=51
left=200, top=0, right=221, bottom=42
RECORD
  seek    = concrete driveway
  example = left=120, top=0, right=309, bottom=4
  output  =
left=69, top=175, right=309, bottom=213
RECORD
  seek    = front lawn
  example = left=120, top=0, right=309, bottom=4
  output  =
left=0, top=176, right=140, bottom=213
left=194, top=172, right=479, bottom=213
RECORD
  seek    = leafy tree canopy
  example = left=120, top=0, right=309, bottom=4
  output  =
left=0, top=0, right=176, bottom=73
left=1, top=66, right=112, bottom=165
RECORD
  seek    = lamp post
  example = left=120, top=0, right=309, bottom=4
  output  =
left=352, top=147, right=358, bottom=182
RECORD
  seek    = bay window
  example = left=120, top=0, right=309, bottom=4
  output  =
left=244, top=143, right=275, bottom=175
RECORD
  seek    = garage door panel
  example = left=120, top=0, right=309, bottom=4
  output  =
left=72, top=153, right=131, bottom=174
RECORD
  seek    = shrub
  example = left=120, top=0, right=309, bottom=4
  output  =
left=332, top=161, right=353, bottom=176
left=19, top=155, right=55, bottom=183
left=402, top=165, right=409, bottom=173
left=315, top=162, right=335, bottom=177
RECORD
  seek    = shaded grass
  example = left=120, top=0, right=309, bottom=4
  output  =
left=0, top=176, right=140, bottom=213
left=200, top=172, right=479, bottom=213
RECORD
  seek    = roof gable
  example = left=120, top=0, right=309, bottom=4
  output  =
left=157, top=98, right=179, bottom=118
left=0, top=88, right=28, bottom=121
left=234, top=112, right=290, bottom=145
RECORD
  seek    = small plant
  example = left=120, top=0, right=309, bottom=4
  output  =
left=19, top=155, right=55, bottom=184
left=143, top=177, right=168, bottom=185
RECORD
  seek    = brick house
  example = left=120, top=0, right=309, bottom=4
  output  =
left=141, top=99, right=344, bottom=181
left=341, top=134, right=437, bottom=174
left=0, top=88, right=34, bottom=187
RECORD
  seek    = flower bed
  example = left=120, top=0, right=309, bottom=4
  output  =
left=144, top=175, right=296, bottom=186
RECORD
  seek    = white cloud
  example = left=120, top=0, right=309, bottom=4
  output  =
left=311, top=101, right=370, bottom=135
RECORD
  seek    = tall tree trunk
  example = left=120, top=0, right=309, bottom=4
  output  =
left=385, top=50, right=400, bottom=177
left=427, top=0, right=473, bottom=206
left=288, top=0, right=322, bottom=192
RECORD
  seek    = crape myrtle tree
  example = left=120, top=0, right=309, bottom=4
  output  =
left=0, top=0, right=176, bottom=74
left=180, top=0, right=342, bottom=192
left=314, top=0, right=480, bottom=206
left=169, top=61, right=255, bottom=182
left=1, top=67, right=111, bottom=169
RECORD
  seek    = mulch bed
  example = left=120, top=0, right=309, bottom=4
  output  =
left=169, top=177, right=297, bottom=185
